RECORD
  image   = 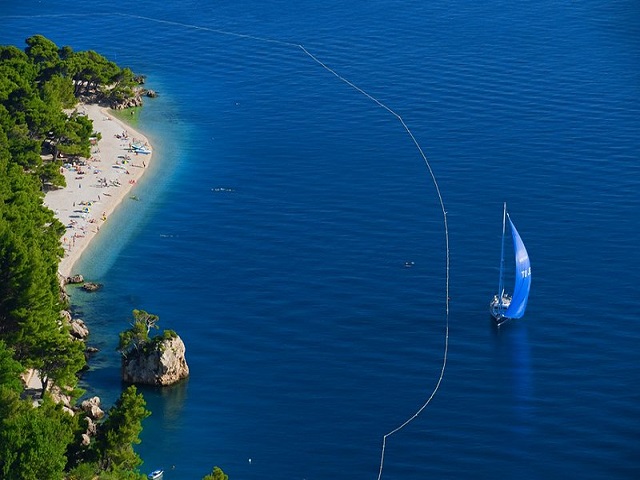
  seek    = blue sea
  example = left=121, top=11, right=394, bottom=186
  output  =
left=2, top=1, right=639, bottom=478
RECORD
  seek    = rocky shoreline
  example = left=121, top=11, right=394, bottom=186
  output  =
left=74, top=76, right=158, bottom=110
left=60, top=274, right=189, bottom=388
left=23, top=275, right=189, bottom=419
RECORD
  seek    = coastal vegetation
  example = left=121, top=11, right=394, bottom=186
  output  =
left=67, top=385, right=150, bottom=479
left=203, top=466, right=229, bottom=480
left=118, top=309, right=163, bottom=355
left=118, top=309, right=178, bottom=357
left=0, top=34, right=141, bottom=190
left=0, top=34, right=224, bottom=480
left=0, top=35, right=150, bottom=479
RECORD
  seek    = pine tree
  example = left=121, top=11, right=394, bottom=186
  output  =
left=0, top=395, right=75, bottom=480
left=203, top=466, right=229, bottom=480
left=95, top=386, right=150, bottom=473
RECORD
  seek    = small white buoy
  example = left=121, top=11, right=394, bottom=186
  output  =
left=248, top=458, right=252, bottom=464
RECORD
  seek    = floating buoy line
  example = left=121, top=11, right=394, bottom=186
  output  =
left=4, top=12, right=450, bottom=477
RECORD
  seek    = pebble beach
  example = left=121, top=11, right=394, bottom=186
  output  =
left=44, top=104, right=153, bottom=278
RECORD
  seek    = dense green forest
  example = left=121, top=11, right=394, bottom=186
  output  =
left=0, top=35, right=227, bottom=480
left=0, top=35, right=151, bottom=480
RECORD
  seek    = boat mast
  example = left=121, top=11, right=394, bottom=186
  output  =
left=497, top=202, right=507, bottom=308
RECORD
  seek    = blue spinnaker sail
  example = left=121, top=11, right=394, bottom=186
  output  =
left=504, top=217, right=531, bottom=319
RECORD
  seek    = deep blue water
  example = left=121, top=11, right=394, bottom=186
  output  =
left=2, top=1, right=640, bottom=479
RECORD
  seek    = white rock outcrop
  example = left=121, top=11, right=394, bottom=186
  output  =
left=69, top=318, right=89, bottom=340
left=80, top=396, right=105, bottom=420
left=121, top=335, right=189, bottom=386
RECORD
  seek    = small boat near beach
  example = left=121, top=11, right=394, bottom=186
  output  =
left=147, top=469, right=164, bottom=480
left=134, top=146, right=151, bottom=154
left=131, top=142, right=151, bottom=154
left=490, top=203, right=531, bottom=326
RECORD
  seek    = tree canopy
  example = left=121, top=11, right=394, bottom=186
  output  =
left=0, top=395, right=76, bottom=480
left=0, top=35, right=213, bottom=480
left=0, top=35, right=141, bottom=190
left=0, top=33, right=144, bottom=388
left=95, top=385, right=150, bottom=474
left=118, top=309, right=177, bottom=360
left=203, top=466, right=229, bottom=480
left=0, top=35, right=154, bottom=480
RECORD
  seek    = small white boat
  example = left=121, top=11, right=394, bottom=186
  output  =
left=147, top=469, right=164, bottom=479
left=131, top=143, right=151, bottom=154
left=134, top=146, right=151, bottom=154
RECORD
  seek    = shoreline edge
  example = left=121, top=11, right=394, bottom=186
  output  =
left=45, top=103, right=154, bottom=279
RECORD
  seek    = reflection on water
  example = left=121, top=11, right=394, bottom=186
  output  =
left=138, top=379, right=189, bottom=426
left=493, top=322, right=534, bottom=434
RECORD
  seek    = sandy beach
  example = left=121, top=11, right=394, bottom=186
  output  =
left=44, top=104, right=152, bottom=278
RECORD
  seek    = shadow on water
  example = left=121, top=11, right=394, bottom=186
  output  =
left=136, top=379, right=190, bottom=426
left=135, top=380, right=190, bottom=477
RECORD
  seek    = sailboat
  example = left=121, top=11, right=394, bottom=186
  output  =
left=490, top=203, right=531, bottom=326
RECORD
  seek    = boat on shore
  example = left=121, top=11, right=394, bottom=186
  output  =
left=130, top=142, right=151, bottom=154
left=134, top=146, right=151, bottom=154
left=490, top=203, right=531, bottom=326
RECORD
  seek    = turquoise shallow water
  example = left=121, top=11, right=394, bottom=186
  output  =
left=2, top=1, right=640, bottom=478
